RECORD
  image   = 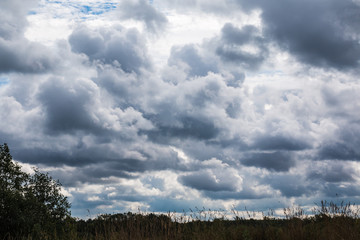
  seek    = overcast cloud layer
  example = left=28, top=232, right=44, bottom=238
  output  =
left=1, top=0, right=360, bottom=218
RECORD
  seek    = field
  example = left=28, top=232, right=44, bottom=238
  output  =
left=4, top=201, right=360, bottom=240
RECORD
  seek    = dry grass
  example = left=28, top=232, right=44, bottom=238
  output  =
left=3, top=201, right=360, bottom=240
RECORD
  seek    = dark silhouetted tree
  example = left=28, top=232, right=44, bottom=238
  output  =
left=0, top=143, right=71, bottom=239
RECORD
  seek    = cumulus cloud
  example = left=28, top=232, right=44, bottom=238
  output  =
left=179, top=159, right=242, bottom=192
left=251, top=134, right=311, bottom=151
left=38, top=77, right=99, bottom=135
left=0, top=0, right=57, bottom=73
left=168, top=44, right=218, bottom=77
left=69, top=25, right=150, bottom=73
left=117, top=0, right=168, bottom=33
left=0, top=39, right=57, bottom=73
left=308, top=161, right=355, bottom=183
left=264, top=173, right=313, bottom=197
left=215, top=23, right=268, bottom=70
left=0, top=0, right=37, bottom=39
left=242, top=151, right=295, bottom=172
left=237, top=0, right=360, bottom=69
left=318, top=125, right=360, bottom=161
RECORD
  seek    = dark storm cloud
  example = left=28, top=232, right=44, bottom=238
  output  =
left=319, top=142, right=360, bottom=161
left=38, top=77, right=98, bottom=134
left=251, top=134, right=311, bottom=151
left=13, top=145, right=179, bottom=184
left=13, top=149, right=139, bottom=186
left=143, top=115, right=219, bottom=143
left=242, top=151, right=295, bottom=172
left=318, top=124, right=360, bottom=161
left=215, top=23, right=268, bottom=70
left=57, top=167, right=137, bottom=187
left=14, top=148, right=95, bottom=167
left=237, top=0, right=360, bottom=69
left=69, top=25, right=150, bottom=73
left=117, top=0, right=168, bottom=33
left=307, top=162, right=354, bottom=183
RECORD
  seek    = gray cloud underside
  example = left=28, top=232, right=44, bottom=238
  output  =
left=237, top=0, right=360, bottom=69
left=0, top=0, right=56, bottom=73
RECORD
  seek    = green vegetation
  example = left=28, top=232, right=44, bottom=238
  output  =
left=2, top=143, right=360, bottom=240
left=0, top=143, right=72, bottom=239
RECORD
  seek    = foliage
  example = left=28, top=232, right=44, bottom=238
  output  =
left=0, top=143, right=72, bottom=239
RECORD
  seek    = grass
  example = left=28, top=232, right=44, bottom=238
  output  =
left=3, top=201, right=360, bottom=240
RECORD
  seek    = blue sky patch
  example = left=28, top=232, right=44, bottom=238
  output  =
left=78, top=3, right=117, bottom=16
left=80, top=5, right=92, bottom=14
left=0, top=77, right=9, bottom=86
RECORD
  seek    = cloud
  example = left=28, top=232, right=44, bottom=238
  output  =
left=144, top=116, right=219, bottom=143
left=0, top=0, right=57, bottom=73
left=319, top=142, right=360, bottom=161
left=157, top=0, right=239, bottom=15
left=69, top=25, right=150, bottom=73
left=308, top=161, right=354, bottom=183
left=251, top=134, right=311, bottom=151
left=215, top=23, right=268, bottom=70
left=0, top=0, right=38, bottom=39
left=316, top=83, right=360, bottom=161
left=179, top=159, right=244, bottom=199
left=179, top=167, right=241, bottom=192
left=242, top=151, right=295, bottom=172
left=168, top=44, right=218, bottom=77
left=38, top=77, right=99, bottom=135
left=204, top=188, right=270, bottom=200
left=117, top=0, right=168, bottom=33
left=318, top=126, right=360, bottom=161
left=237, top=0, right=360, bottom=69
left=323, top=183, right=360, bottom=198
left=0, top=41, right=57, bottom=73
left=264, top=173, right=314, bottom=197
left=148, top=198, right=200, bottom=212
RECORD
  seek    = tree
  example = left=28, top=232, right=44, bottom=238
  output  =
left=0, top=143, right=71, bottom=239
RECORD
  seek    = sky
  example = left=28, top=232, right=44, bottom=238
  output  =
left=1, top=0, right=360, bottom=218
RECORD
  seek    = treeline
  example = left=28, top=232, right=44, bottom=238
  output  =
left=2, top=143, right=360, bottom=240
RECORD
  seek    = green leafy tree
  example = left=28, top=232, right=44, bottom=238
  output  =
left=0, top=143, right=29, bottom=236
left=0, top=143, right=72, bottom=239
